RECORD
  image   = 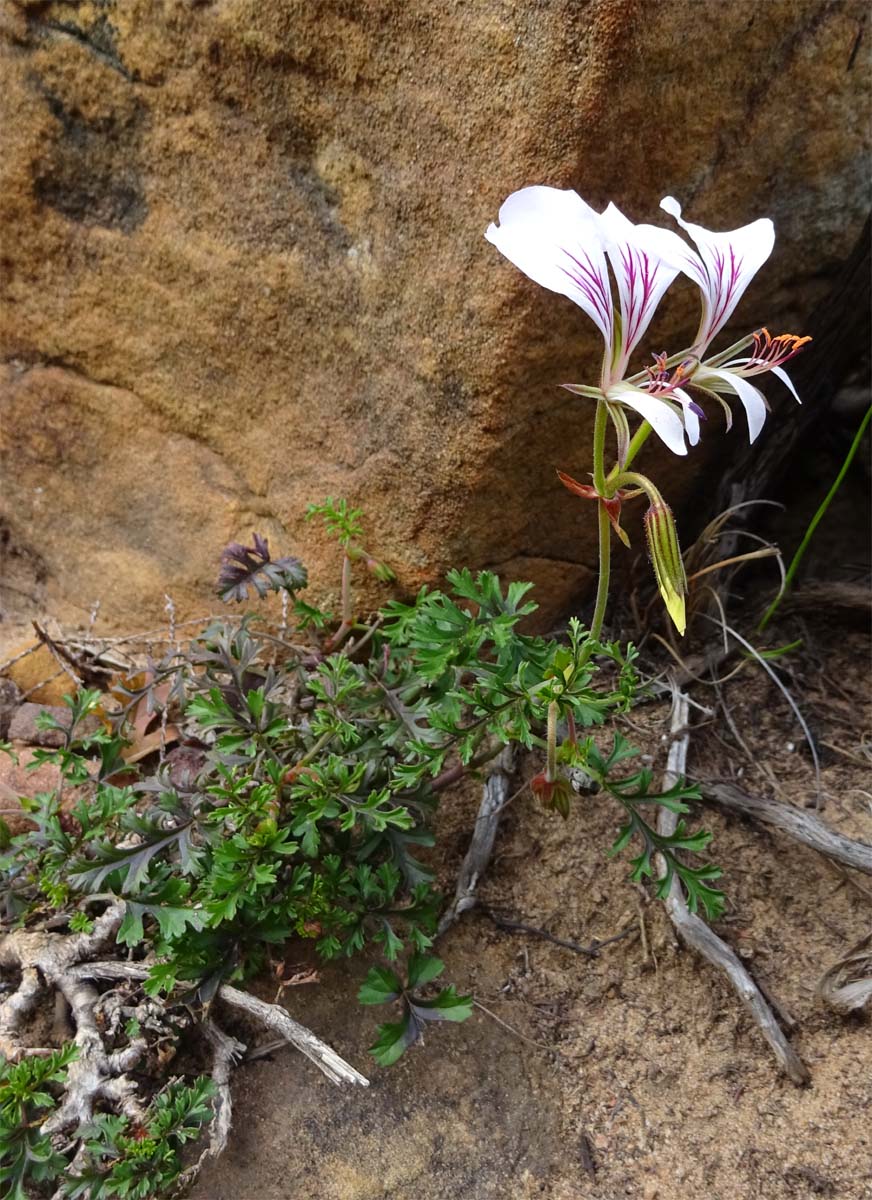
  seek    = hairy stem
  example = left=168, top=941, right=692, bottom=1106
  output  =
left=588, top=500, right=611, bottom=644
left=591, top=398, right=608, bottom=496
left=612, top=419, right=652, bottom=477
left=579, top=399, right=613, bottom=660
left=545, top=701, right=558, bottom=781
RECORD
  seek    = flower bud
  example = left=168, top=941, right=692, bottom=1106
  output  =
left=530, top=770, right=573, bottom=819
left=644, top=500, right=687, bottom=635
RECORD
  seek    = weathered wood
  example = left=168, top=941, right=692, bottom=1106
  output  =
left=657, top=689, right=810, bottom=1085
left=700, top=781, right=872, bottom=875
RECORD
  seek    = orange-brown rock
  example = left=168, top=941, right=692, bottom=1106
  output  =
left=1, top=1, right=869, bottom=634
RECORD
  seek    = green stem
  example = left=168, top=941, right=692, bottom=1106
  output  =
left=610, top=471, right=664, bottom=506
left=578, top=399, right=613, bottom=658
left=592, top=398, right=608, bottom=495
left=758, top=402, right=872, bottom=632
left=588, top=498, right=611, bottom=644
left=611, top=420, right=653, bottom=480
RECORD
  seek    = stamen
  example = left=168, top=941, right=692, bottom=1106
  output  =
left=643, top=353, right=700, bottom=396
left=748, top=328, right=812, bottom=368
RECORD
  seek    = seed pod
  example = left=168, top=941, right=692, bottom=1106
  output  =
left=644, top=500, right=687, bottom=635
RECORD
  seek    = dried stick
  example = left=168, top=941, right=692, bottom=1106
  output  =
left=437, top=745, right=516, bottom=936
left=699, top=781, right=872, bottom=876
left=656, top=688, right=810, bottom=1085
left=67, top=962, right=369, bottom=1088
left=480, top=906, right=637, bottom=958
left=0, top=902, right=126, bottom=1061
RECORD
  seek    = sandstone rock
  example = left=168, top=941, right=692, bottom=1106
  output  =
left=0, top=677, right=22, bottom=737
left=0, top=0, right=869, bottom=634
left=0, top=745, right=62, bottom=834
left=0, top=640, right=80, bottom=705
left=7, top=702, right=68, bottom=747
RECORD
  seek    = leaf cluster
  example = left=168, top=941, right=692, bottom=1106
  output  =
left=358, top=955, right=473, bottom=1066
left=0, top=502, right=726, bottom=1198
left=0, top=1049, right=212, bottom=1200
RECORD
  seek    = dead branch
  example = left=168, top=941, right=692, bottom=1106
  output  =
left=816, top=930, right=872, bottom=1014
left=698, top=781, right=872, bottom=876
left=656, top=688, right=810, bottom=1085
left=777, top=581, right=871, bottom=620
left=437, top=745, right=516, bottom=936
left=171, top=1017, right=247, bottom=1196
left=0, top=902, right=159, bottom=1131
left=66, top=961, right=369, bottom=1088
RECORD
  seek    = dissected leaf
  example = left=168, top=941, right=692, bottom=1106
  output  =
left=217, top=534, right=308, bottom=602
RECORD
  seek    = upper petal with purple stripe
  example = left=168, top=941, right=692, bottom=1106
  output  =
left=485, top=186, right=614, bottom=350
left=598, top=203, right=688, bottom=380
left=660, top=197, right=775, bottom=351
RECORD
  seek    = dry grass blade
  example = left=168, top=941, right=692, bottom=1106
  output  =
left=816, top=931, right=872, bottom=1014
left=697, top=612, right=822, bottom=803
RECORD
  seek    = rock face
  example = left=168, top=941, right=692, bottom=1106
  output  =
left=1, top=0, right=869, bottom=630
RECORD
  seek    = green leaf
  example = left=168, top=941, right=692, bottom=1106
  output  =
left=357, top=966, right=403, bottom=1006
left=406, top=954, right=444, bottom=990
left=368, top=1014, right=419, bottom=1066
left=412, top=985, right=473, bottom=1023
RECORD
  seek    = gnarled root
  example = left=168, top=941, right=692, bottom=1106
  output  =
left=67, top=961, right=369, bottom=1088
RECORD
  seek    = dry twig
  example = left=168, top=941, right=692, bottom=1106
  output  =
left=437, top=745, right=516, bottom=936
left=656, top=687, right=810, bottom=1085
left=66, top=961, right=369, bottom=1088
left=816, top=931, right=872, bottom=1014
left=698, top=781, right=872, bottom=876
left=479, top=907, right=636, bottom=959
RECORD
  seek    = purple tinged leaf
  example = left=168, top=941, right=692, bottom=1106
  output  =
left=217, top=535, right=308, bottom=603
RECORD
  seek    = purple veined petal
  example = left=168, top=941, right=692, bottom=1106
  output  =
left=598, top=203, right=688, bottom=374
left=672, top=386, right=702, bottom=446
left=660, top=197, right=775, bottom=350
left=770, top=365, right=802, bottom=404
left=607, top=384, right=688, bottom=456
left=699, top=367, right=768, bottom=443
left=485, top=186, right=614, bottom=349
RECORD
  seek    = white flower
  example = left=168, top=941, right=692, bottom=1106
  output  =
left=485, top=186, right=692, bottom=453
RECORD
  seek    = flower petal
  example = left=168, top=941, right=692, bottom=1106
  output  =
left=660, top=197, right=775, bottom=349
left=698, top=367, right=768, bottom=443
left=607, top=384, right=688, bottom=456
left=486, top=186, right=613, bottom=348
left=672, top=387, right=702, bottom=446
left=770, top=365, right=802, bottom=404
left=598, top=203, right=687, bottom=374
